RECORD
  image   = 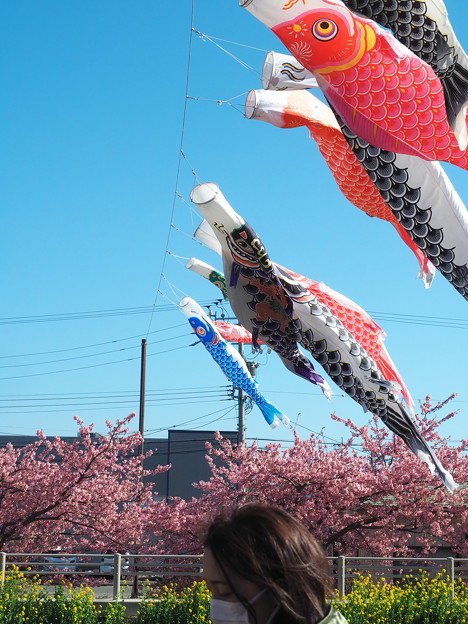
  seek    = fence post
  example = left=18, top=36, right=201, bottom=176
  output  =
left=338, top=556, right=346, bottom=601
left=447, top=557, right=455, bottom=602
left=112, top=553, right=122, bottom=600
left=0, top=553, right=6, bottom=587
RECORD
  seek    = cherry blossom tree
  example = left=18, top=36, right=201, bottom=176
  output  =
left=2, top=397, right=466, bottom=559
left=180, top=395, right=468, bottom=557
left=0, top=414, right=172, bottom=552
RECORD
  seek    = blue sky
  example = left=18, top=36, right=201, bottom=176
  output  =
left=1, top=1, right=467, bottom=450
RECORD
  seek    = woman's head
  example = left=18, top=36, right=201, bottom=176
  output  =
left=202, top=503, right=332, bottom=624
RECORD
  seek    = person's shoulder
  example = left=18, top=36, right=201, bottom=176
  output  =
left=318, top=606, right=349, bottom=624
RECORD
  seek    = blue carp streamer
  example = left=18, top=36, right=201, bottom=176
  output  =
left=180, top=296, right=289, bottom=428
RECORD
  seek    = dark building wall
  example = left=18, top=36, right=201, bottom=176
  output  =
left=0, top=435, right=48, bottom=448
left=142, top=437, right=169, bottom=499
left=0, top=429, right=238, bottom=502
left=164, top=430, right=238, bottom=500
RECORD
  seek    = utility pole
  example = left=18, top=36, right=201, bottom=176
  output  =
left=208, top=309, right=251, bottom=445
left=138, top=339, right=147, bottom=457
left=237, top=342, right=245, bottom=445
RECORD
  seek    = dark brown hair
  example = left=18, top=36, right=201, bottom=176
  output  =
left=202, top=504, right=332, bottom=624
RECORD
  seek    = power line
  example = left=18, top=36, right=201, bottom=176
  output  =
left=368, top=311, right=468, bottom=330
left=1, top=304, right=466, bottom=331
left=0, top=344, right=195, bottom=381
left=0, top=392, right=231, bottom=408
left=0, top=300, right=219, bottom=327
left=0, top=324, right=187, bottom=360
left=148, top=407, right=238, bottom=436
left=0, top=306, right=155, bottom=325
left=0, top=335, right=190, bottom=370
left=0, top=404, right=239, bottom=439
left=189, top=411, right=237, bottom=430
left=0, top=399, right=232, bottom=415
left=0, top=385, right=229, bottom=398
left=144, top=404, right=236, bottom=435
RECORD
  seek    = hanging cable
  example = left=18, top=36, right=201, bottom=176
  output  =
left=186, top=95, right=246, bottom=116
left=146, top=0, right=195, bottom=338
left=175, top=189, right=202, bottom=220
left=161, top=274, right=192, bottom=303
left=193, top=31, right=269, bottom=53
left=169, top=222, right=216, bottom=250
left=180, top=150, right=201, bottom=183
left=192, top=29, right=261, bottom=73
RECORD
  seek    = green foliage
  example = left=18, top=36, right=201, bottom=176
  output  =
left=0, top=566, right=126, bottom=624
left=136, top=581, right=211, bottom=624
left=1, top=567, right=466, bottom=623
left=335, top=572, right=468, bottom=624
left=136, top=576, right=468, bottom=624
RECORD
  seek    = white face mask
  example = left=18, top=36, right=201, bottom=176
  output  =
left=210, top=589, right=278, bottom=624
left=210, top=598, right=250, bottom=624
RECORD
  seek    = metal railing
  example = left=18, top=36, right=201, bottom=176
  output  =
left=0, top=552, right=203, bottom=599
left=328, top=556, right=468, bottom=600
left=1, top=552, right=467, bottom=600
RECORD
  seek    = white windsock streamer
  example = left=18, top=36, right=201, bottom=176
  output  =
left=193, top=217, right=223, bottom=256
left=185, top=257, right=228, bottom=298
left=262, top=51, right=318, bottom=90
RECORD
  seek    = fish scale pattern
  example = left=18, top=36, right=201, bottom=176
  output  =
left=275, top=92, right=432, bottom=284
left=205, top=341, right=266, bottom=405
left=297, top=297, right=398, bottom=413
left=200, top=192, right=455, bottom=487
left=343, top=0, right=439, bottom=68
left=234, top=265, right=328, bottom=388
left=342, top=0, right=468, bottom=128
left=296, top=298, right=437, bottom=452
left=335, top=111, right=468, bottom=299
left=246, top=280, right=303, bottom=350
left=272, top=7, right=468, bottom=167
left=326, top=48, right=450, bottom=157
left=266, top=267, right=456, bottom=490
left=312, top=129, right=399, bottom=222
left=277, top=269, right=382, bottom=361
left=310, top=292, right=382, bottom=360
left=275, top=264, right=413, bottom=408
